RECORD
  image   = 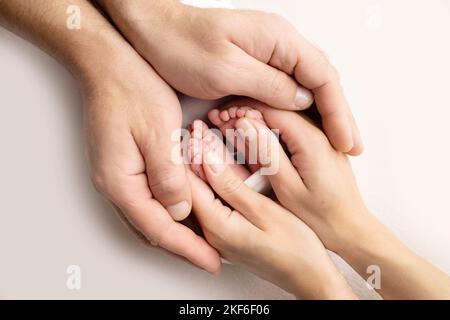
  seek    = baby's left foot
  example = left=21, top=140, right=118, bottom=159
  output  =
left=188, top=119, right=252, bottom=182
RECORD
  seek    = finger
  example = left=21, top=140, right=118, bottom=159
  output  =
left=187, top=170, right=258, bottom=245
left=136, top=115, right=192, bottom=221
left=347, top=110, right=364, bottom=155
left=223, top=98, right=333, bottom=193
left=234, top=117, right=306, bottom=200
left=285, top=36, right=358, bottom=153
left=313, top=79, right=354, bottom=153
left=286, top=38, right=363, bottom=154
left=110, top=172, right=221, bottom=274
left=230, top=14, right=362, bottom=154
left=200, top=144, right=279, bottom=230
left=111, top=203, right=151, bottom=246
left=230, top=48, right=314, bottom=111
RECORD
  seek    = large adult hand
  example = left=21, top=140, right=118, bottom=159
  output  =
left=0, top=0, right=221, bottom=272
left=96, top=0, right=363, bottom=155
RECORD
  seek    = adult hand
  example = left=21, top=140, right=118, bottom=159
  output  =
left=187, top=141, right=356, bottom=299
left=83, top=43, right=221, bottom=273
left=222, top=98, right=369, bottom=253
left=1, top=0, right=221, bottom=273
left=96, top=0, right=363, bottom=155
left=226, top=99, right=450, bottom=299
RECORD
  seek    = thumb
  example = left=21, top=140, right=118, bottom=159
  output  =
left=140, top=125, right=192, bottom=221
left=229, top=49, right=314, bottom=111
left=200, top=145, right=279, bottom=230
left=187, top=169, right=259, bottom=255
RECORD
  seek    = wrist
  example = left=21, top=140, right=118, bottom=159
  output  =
left=324, top=206, right=376, bottom=254
left=337, top=212, right=389, bottom=255
left=335, top=211, right=406, bottom=279
left=289, top=267, right=357, bottom=300
left=96, top=0, right=183, bottom=27
left=95, top=0, right=189, bottom=54
left=317, top=275, right=358, bottom=300
left=282, top=256, right=357, bottom=300
left=68, top=29, right=124, bottom=83
left=68, top=28, right=142, bottom=95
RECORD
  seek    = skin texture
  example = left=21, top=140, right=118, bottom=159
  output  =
left=196, top=99, right=450, bottom=299
left=0, top=0, right=221, bottom=273
left=0, top=0, right=362, bottom=276
left=186, top=125, right=357, bottom=299
left=96, top=0, right=363, bottom=156
left=2, top=0, right=447, bottom=299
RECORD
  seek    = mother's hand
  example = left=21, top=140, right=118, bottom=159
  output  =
left=188, top=146, right=356, bottom=299
left=225, top=99, right=371, bottom=255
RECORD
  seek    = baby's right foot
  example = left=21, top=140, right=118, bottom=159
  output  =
left=208, top=106, right=269, bottom=172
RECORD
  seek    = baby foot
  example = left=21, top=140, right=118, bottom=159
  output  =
left=188, top=119, right=252, bottom=182
left=208, top=106, right=268, bottom=172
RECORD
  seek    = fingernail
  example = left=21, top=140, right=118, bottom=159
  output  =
left=204, top=149, right=225, bottom=174
left=166, top=200, right=190, bottom=221
left=295, top=86, right=314, bottom=110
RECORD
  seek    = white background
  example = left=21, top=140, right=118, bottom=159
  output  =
left=0, top=0, right=449, bottom=299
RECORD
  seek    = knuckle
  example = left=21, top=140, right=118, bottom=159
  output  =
left=219, top=173, right=244, bottom=196
left=202, top=55, right=235, bottom=97
left=264, top=12, right=296, bottom=34
left=91, top=171, right=140, bottom=209
left=90, top=169, right=107, bottom=194
left=251, top=198, right=270, bottom=215
left=216, top=202, right=237, bottom=225
left=330, top=64, right=340, bottom=80
left=267, top=71, right=286, bottom=99
left=149, top=171, right=186, bottom=195
left=211, top=198, right=229, bottom=215
left=90, top=164, right=142, bottom=209
left=277, top=182, right=304, bottom=206
left=314, top=49, right=338, bottom=82
left=144, top=220, right=172, bottom=247
left=116, top=189, right=142, bottom=210
left=197, top=12, right=228, bottom=40
left=206, top=199, right=233, bottom=229
left=317, top=50, right=331, bottom=69
left=264, top=12, right=287, bottom=26
left=90, top=165, right=116, bottom=197
left=204, top=199, right=241, bottom=249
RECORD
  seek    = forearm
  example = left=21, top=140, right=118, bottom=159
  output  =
left=95, top=0, right=180, bottom=22
left=338, top=212, right=450, bottom=299
left=94, top=0, right=184, bottom=53
left=290, top=269, right=358, bottom=300
left=0, top=0, right=126, bottom=84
